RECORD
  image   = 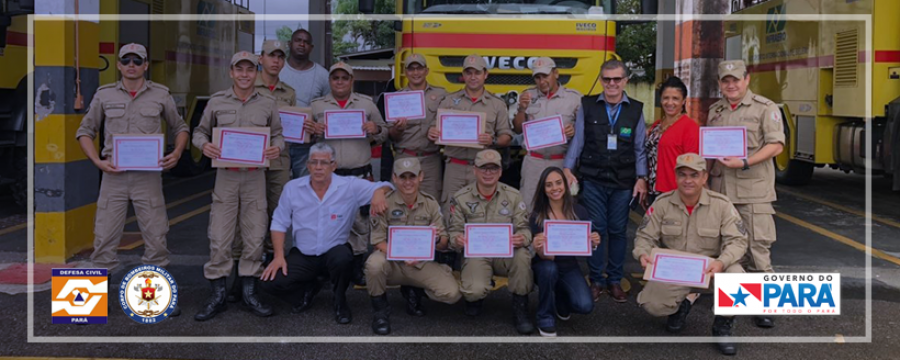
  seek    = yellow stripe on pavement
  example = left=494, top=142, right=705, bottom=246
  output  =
left=775, top=212, right=900, bottom=267
left=777, top=186, right=900, bottom=230
left=0, top=223, right=27, bottom=237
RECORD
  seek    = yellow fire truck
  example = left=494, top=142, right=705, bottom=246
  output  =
left=0, top=0, right=31, bottom=208
left=726, top=0, right=900, bottom=188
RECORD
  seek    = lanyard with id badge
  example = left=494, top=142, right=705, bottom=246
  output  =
left=606, top=103, right=621, bottom=150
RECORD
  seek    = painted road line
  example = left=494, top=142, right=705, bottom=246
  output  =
left=0, top=223, right=26, bottom=237
left=168, top=204, right=211, bottom=226
left=777, top=186, right=900, bottom=230
left=775, top=212, right=900, bottom=267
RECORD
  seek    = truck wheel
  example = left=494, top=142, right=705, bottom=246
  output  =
left=774, top=113, right=813, bottom=185
left=11, top=147, right=27, bottom=209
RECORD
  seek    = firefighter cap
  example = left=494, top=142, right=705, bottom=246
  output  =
left=675, top=153, right=706, bottom=172
left=531, top=57, right=556, bottom=76
left=474, top=149, right=502, bottom=168
left=404, top=53, right=427, bottom=68
left=119, top=43, right=147, bottom=60
left=261, top=40, right=287, bottom=56
left=393, top=157, right=422, bottom=176
left=463, top=54, right=488, bottom=71
left=718, top=60, right=747, bottom=80
left=329, top=61, right=354, bottom=77
left=230, top=51, right=259, bottom=67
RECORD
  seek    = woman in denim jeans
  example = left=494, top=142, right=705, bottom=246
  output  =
left=529, top=167, right=601, bottom=337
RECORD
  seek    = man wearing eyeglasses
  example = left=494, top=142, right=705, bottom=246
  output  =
left=76, top=43, right=188, bottom=316
left=261, top=143, right=392, bottom=325
left=564, top=59, right=649, bottom=304
left=447, top=149, right=534, bottom=335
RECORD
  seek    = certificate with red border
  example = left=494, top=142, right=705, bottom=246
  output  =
left=523, top=115, right=567, bottom=151
left=324, top=110, right=367, bottom=139
left=436, top=110, right=485, bottom=149
left=384, top=90, right=426, bottom=122
left=279, top=109, right=310, bottom=144
left=113, top=134, right=164, bottom=171
left=464, top=224, right=513, bottom=258
left=543, top=220, right=592, bottom=256
left=699, top=126, right=747, bottom=159
left=642, top=248, right=712, bottom=288
left=386, top=226, right=436, bottom=261
left=219, top=129, right=269, bottom=165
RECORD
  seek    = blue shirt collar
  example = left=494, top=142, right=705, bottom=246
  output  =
left=596, top=91, right=631, bottom=106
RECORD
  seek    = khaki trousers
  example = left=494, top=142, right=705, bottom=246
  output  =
left=232, top=167, right=290, bottom=258
left=735, top=203, right=777, bottom=273
left=459, top=247, right=534, bottom=302
left=637, top=262, right=744, bottom=317
left=90, top=171, right=169, bottom=270
left=364, top=251, right=462, bottom=303
left=204, top=169, right=267, bottom=279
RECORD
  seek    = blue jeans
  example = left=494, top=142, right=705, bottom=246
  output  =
left=290, top=144, right=311, bottom=178
left=532, top=260, right=594, bottom=328
left=581, top=180, right=632, bottom=286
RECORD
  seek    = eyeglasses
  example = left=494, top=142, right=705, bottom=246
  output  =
left=307, top=159, right=334, bottom=167
left=601, top=77, right=625, bottom=84
left=476, top=165, right=501, bottom=174
left=119, top=57, right=145, bottom=66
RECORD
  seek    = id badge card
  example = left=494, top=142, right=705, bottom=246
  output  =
left=607, top=134, right=618, bottom=150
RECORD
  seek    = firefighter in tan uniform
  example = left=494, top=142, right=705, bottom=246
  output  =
left=365, top=158, right=462, bottom=335
left=429, top=54, right=515, bottom=209
left=389, top=53, right=447, bottom=201
left=192, top=51, right=284, bottom=321
left=707, top=60, right=784, bottom=329
left=448, top=149, right=534, bottom=335
left=633, top=153, right=748, bottom=355
left=228, top=40, right=298, bottom=303
left=76, top=43, right=188, bottom=316
left=310, top=62, right=389, bottom=286
left=512, top=57, right=581, bottom=210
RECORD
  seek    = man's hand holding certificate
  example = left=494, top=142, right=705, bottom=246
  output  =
left=387, top=226, right=436, bottom=261
left=523, top=116, right=567, bottom=151
left=325, top=110, right=367, bottom=139
left=543, top=220, right=592, bottom=256
left=279, top=107, right=312, bottom=144
left=464, top=224, right=513, bottom=258
left=641, top=248, right=715, bottom=288
left=113, top=134, right=164, bottom=171
left=700, top=126, right=747, bottom=159
left=384, top=91, right=426, bottom=122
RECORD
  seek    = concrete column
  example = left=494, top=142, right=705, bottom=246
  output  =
left=673, top=0, right=728, bottom=123
left=34, top=1, right=100, bottom=263
left=654, top=0, right=677, bottom=121
left=308, top=0, right=330, bottom=67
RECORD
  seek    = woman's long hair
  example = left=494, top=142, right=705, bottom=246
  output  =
left=531, top=166, right=577, bottom=228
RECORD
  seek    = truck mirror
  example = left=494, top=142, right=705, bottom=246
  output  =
left=359, top=0, right=375, bottom=14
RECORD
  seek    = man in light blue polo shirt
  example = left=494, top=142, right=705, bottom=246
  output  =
left=260, top=143, right=392, bottom=324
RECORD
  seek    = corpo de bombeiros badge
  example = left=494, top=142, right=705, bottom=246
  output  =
left=119, top=265, right=178, bottom=324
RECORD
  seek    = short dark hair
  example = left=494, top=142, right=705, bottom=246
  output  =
left=600, top=59, right=629, bottom=77
left=291, top=29, right=312, bottom=43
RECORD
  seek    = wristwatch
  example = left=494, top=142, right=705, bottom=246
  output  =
left=741, top=159, right=750, bottom=170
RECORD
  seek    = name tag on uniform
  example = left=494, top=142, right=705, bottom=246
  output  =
left=607, top=134, right=618, bottom=150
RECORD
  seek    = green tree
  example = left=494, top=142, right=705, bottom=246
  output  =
left=275, top=24, right=301, bottom=43
left=332, top=0, right=395, bottom=60
left=616, top=0, right=656, bottom=83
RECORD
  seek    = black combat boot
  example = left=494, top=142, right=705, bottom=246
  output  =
left=291, top=280, right=323, bottom=314
left=512, top=295, right=535, bottom=335
left=666, top=300, right=692, bottom=333
left=400, top=286, right=426, bottom=316
left=712, top=316, right=737, bottom=355
left=241, top=276, right=273, bottom=317
left=194, top=278, right=227, bottom=321
left=371, top=294, right=391, bottom=335
left=226, top=261, right=241, bottom=303
left=754, top=315, right=775, bottom=328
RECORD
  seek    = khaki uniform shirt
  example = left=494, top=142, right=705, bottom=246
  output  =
left=191, top=87, right=285, bottom=156
left=371, top=190, right=446, bottom=269
left=520, top=85, right=582, bottom=156
left=438, top=90, right=514, bottom=161
left=254, top=77, right=296, bottom=170
left=393, top=84, right=447, bottom=154
left=76, top=80, right=188, bottom=158
left=633, top=188, right=749, bottom=268
left=707, top=89, right=785, bottom=204
left=311, top=92, right=388, bottom=169
left=447, top=183, right=532, bottom=251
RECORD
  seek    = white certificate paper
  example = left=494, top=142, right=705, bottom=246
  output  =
left=325, top=110, right=367, bottom=139
left=280, top=110, right=308, bottom=144
left=700, top=126, right=747, bottom=159
left=387, top=226, right=436, bottom=261
left=438, top=113, right=482, bottom=145
left=219, top=129, right=268, bottom=165
left=465, top=224, right=513, bottom=258
left=643, top=249, right=712, bottom=288
left=113, top=135, right=164, bottom=171
left=384, top=91, right=426, bottom=122
left=523, top=116, right=567, bottom=151
left=543, top=220, right=592, bottom=256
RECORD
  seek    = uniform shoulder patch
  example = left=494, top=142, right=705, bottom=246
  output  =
left=258, top=92, right=276, bottom=101
left=419, top=191, right=436, bottom=201
left=752, top=94, right=774, bottom=105
left=310, top=96, right=326, bottom=104
left=564, top=87, right=584, bottom=97
left=147, top=81, right=170, bottom=92
left=210, top=90, right=229, bottom=98
left=97, top=83, right=117, bottom=91
left=709, top=100, right=726, bottom=110
left=355, top=93, right=373, bottom=101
